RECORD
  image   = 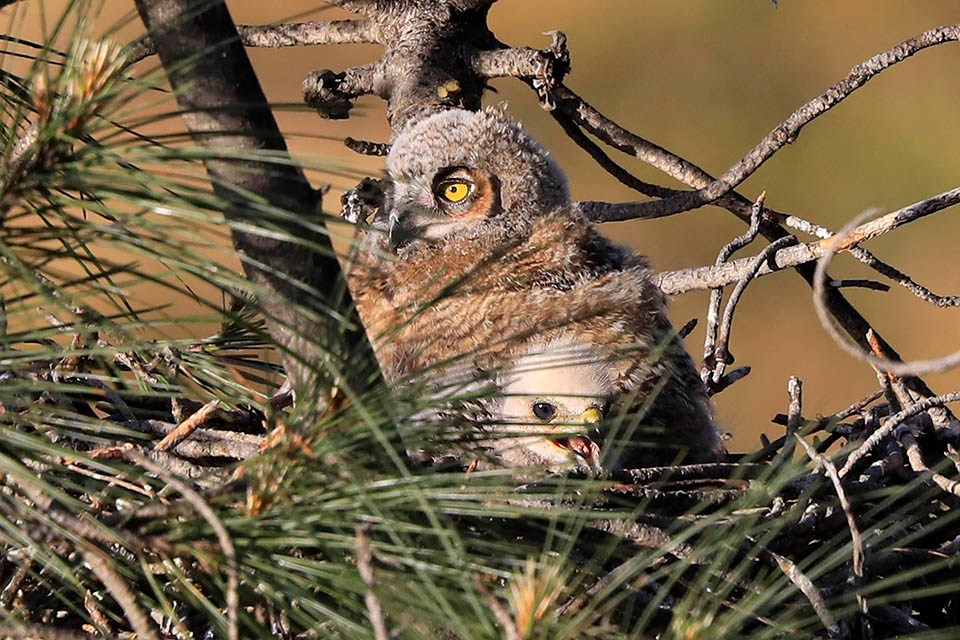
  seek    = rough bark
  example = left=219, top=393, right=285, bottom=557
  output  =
left=135, top=0, right=376, bottom=401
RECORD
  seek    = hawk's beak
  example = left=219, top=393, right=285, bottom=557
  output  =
left=579, top=406, right=603, bottom=425
left=546, top=407, right=606, bottom=474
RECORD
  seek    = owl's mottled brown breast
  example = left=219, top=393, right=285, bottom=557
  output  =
left=347, top=211, right=723, bottom=466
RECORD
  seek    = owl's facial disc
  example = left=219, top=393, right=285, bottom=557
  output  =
left=389, top=167, right=501, bottom=249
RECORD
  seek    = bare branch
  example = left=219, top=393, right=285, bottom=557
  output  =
left=839, top=392, right=960, bottom=478
left=901, top=431, right=960, bottom=498
left=153, top=399, right=221, bottom=452
left=544, top=80, right=948, bottom=416
left=657, top=186, right=960, bottom=295
left=797, top=437, right=866, bottom=615
left=128, top=19, right=377, bottom=63
left=124, top=419, right=263, bottom=460
left=303, top=63, right=384, bottom=119
left=814, top=208, right=960, bottom=377
left=543, top=25, right=960, bottom=221
left=773, top=378, right=803, bottom=471
left=238, top=20, right=376, bottom=47
left=765, top=548, right=840, bottom=636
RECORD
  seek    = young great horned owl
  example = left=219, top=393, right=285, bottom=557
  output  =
left=347, top=107, right=723, bottom=468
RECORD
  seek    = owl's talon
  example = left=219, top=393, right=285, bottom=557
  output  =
left=340, top=177, right=385, bottom=224
left=303, top=69, right=353, bottom=119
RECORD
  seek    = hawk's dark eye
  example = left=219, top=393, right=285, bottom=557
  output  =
left=531, top=401, right=556, bottom=422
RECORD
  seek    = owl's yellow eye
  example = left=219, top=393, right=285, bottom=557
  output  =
left=438, top=181, right=472, bottom=203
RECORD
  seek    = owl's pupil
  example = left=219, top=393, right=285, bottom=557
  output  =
left=531, top=401, right=556, bottom=421
left=437, top=179, right=472, bottom=203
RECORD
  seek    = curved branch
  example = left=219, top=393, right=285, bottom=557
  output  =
left=536, top=24, right=960, bottom=220
left=667, top=23, right=960, bottom=216
left=839, top=391, right=960, bottom=477
left=813, top=208, right=960, bottom=378
left=784, top=215, right=960, bottom=307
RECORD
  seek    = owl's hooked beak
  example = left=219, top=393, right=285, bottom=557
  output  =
left=388, top=206, right=427, bottom=250
left=387, top=210, right=409, bottom=248
left=387, top=185, right=439, bottom=249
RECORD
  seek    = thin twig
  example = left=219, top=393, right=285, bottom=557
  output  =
left=709, top=366, right=752, bottom=395
left=765, top=548, right=840, bottom=636
left=355, top=525, right=390, bottom=640
left=702, top=194, right=765, bottom=384
left=839, top=392, right=960, bottom=477
left=657, top=186, right=960, bottom=295
left=544, top=25, right=960, bottom=220
left=64, top=462, right=156, bottom=498
left=154, top=399, right=220, bottom=452
left=773, top=378, right=803, bottom=470
left=708, top=236, right=795, bottom=386
left=901, top=431, right=960, bottom=498
left=833, top=390, right=886, bottom=422
left=797, top=438, right=866, bottom=615
left=814, top=209, right=960, bottom=377
left=0, top=560, right=31, bottom=609
left=784, top=215, right=955, bottom=306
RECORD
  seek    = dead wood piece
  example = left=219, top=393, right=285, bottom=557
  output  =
left=154, top=399, right=221, bottom=452
left=901, top=431, right=960, bottom=499
left=125, top=419, right=263, bottom=460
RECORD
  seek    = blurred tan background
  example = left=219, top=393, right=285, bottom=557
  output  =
left=7, top=1, right=960, bottom=451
